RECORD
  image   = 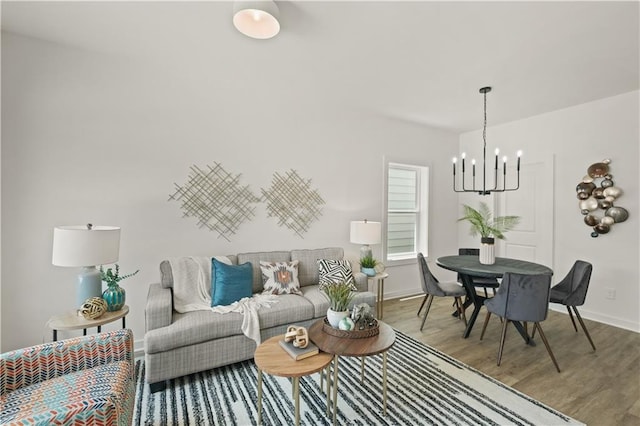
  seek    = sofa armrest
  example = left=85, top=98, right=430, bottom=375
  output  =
left=0, top=329, right=133, bottom=395
left=145, top=283, right=173, bottom=332
left=354, top=272, right=368, bottom=292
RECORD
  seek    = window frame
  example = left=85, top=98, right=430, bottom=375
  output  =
left=383, top=161, right=429, bottom=266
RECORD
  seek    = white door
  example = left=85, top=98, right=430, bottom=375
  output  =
left=495, top=155, right=554, bottom=270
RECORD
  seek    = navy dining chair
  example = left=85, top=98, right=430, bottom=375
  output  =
left=417, top=253, right=467, bottom=331
left=547, top=260, right=596, bottom=351
left=480, top=272, right=561, bottom=372
left=458, top=248, right=500, bottom=297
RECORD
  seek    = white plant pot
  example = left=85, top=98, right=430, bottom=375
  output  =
left=479, top=238, right=495, bottom=265
left=327, top=308, right=350, bottom=328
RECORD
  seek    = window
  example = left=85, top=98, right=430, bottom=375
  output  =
left=385, top=162, right=428, bottom=262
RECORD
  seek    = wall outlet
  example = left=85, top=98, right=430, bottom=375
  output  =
left=606, top=288, right=616, bottom=300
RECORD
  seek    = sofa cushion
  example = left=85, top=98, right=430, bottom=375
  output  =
left=291, top=247, right=344, bottom=286
left=145, top=310, right=245, bottom=354
left=317, top=259, right=357, bottom=290
left=211, top=259, right=253, bottom=306
left=237, top=251, right=291, bottom=293
left=260, top=260, right=303, bottom=295
left=0, top=361, right=132, bottom=425
left=257, top=294, right=314, bottom=329
left=301, top=285, right=378, bottom=318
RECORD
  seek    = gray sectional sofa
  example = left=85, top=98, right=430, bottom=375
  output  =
left=144, top=247, right=376, bottom=392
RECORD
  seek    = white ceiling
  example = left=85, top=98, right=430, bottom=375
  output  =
left=2, top=0, right=639, bottom=133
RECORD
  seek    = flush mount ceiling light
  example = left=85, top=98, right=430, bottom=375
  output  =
left=233, top=1, right=280, bottom=39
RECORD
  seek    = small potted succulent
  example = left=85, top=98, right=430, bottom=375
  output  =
left=322, top=281, right=355, bottom=328
left=359, top=255, right=378, bottom=277
left=458, top=202, right=520, bottom=264
left=100, top=264, right=139, bottom=311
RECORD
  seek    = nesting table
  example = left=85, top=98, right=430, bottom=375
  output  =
left=308, top=319, right=396, bottom=424
left=254, top=334, right=333, bottom=426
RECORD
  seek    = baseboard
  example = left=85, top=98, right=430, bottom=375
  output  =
left=549, top=305, right=639, bottom=333
left=384, top=288, right=422, bottom=301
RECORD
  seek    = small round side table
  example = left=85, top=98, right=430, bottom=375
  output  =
left=368, top=272, right=389, bottom=318
left=254, top=334, right=333, bottom=426
left=46, top=305, right=129, bottom=341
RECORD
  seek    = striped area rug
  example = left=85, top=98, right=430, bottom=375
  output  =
left=133, top=331, right=583, bottom=425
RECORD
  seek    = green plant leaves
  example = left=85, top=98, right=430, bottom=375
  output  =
left=458, top=202, right=520, bottom=239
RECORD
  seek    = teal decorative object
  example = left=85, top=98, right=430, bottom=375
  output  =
left=100, top=264, right=139, bottom=311
left=102, top=284, right=126, bottom=311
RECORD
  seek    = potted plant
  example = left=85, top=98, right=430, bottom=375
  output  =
left=359, top=255, right=378, bottom=277
left=458, top=202, right=520, bottom=265
left=100, top=264, right=139, bottom=311
left=322, top=281, right=355, bottom=328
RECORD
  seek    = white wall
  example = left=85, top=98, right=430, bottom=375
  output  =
left=459, top=91, right=640, bottom=332
left=0, top=33, right=459, bottom=352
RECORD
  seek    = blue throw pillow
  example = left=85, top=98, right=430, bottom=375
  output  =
left=211, top=258, right=253, bottom=307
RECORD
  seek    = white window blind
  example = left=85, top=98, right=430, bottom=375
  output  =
left=386, top=165, right=420, bottom=260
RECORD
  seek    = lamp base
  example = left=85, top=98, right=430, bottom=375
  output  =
left=76, top=266, right=103, bottom=308
left=360, top=245, right=372, bottom=260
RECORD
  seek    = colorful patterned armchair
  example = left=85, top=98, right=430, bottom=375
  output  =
left=0, top=329, right=135, bottom=425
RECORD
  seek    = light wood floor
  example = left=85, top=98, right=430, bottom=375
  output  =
left=382, top=295, right=640, bottom=426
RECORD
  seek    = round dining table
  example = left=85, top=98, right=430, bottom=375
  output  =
left=436, top=255, right=553, bottom=340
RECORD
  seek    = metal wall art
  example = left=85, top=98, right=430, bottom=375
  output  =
left=576, top=159, right=629, bottom=237
left=169, top=165, right=324, bottom=240
left=169, top=163, right=260, bottom=241
left=261, top=169, right=325, bottom=238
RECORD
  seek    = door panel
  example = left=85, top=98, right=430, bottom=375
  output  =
left=497, top=156, right=554, bottom=270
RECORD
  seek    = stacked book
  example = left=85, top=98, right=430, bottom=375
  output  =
left=279, top=339, right=319, bottom=361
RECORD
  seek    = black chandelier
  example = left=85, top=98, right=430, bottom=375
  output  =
left=453, top=87, right=521, bottom=196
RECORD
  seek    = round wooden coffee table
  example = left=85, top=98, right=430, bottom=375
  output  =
left=254, top=334, right=333, bottom=426
left=308, top=319, right=396, bottom=424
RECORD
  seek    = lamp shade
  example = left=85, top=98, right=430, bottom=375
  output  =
left=233, top=0, right=280, bottom=39
left=52, top=225, right=120, bottom=267
left=350, top=221, right=382, bottom=245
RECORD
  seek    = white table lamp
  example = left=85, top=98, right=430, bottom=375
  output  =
left=52, top=224, right=121, bottom=307
left=350, top=220, right=381, bottom=259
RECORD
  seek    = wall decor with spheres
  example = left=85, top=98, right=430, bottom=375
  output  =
left=576, top=159, right=629, bottom=238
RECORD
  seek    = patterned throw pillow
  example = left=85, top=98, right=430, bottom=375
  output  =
left=260, top=260, right=303, bottom=296
left=317, top=259, right=357, bottom=291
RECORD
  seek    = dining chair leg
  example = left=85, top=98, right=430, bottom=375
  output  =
left=534, top=323, right=561, bottom=373
left=567, top=306, right=578, bottom=332
left=524, top=322, right=528, bottom=338
left=483, top=287, right=489, bottom=298
left=572, top=306, right=597, bottom=351
left=417, top=295, right=428, bottom=316
left=480, top=311, right=492, bottom=340
left=458, top=297, right=467, bottom=326
left=531, top=322, right=536, bottom=339
left=497, top=319, right=509, bottom=366
left=420, top=295, right=434, bottom=331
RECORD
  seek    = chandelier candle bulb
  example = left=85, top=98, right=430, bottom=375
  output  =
left=494, top=148, right=499, bottom=170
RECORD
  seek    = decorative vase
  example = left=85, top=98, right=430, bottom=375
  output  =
left=102, top=283, right=126, bottom=311
left=361, top=267, right=376, bottom=277
left=327, top=308, right=350, bottom=328
left=479, top=237, right=495, bottom=265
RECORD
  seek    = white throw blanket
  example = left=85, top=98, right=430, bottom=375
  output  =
left=211, top=294, right=279, bottom=345
left=169, top=255, right=278, bottom=344
left=170, top=256, right=231, bottom=312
